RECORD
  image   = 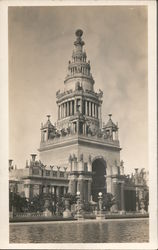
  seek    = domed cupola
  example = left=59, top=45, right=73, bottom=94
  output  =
left=42, top=115, right=55, bottom=129
left=41, top=115, right=56, bottom=142
left=104, top=114, right=118, bottom=131
left=103, top=114, right=119, bottom=140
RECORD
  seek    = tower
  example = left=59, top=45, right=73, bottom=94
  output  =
left=39, top=30, right=122, bottom=208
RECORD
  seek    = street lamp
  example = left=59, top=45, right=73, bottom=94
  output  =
left=76, top=191, right=80, bottom=197
left=76, top=191, right=83, bottom=220
left=76, top=191, right=81, bottom=215
left=98, top=192, right=103, bottom=212
left=96, top=191, right=105, bottom=220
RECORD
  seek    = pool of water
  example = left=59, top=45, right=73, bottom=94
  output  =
left=10, top=218, right=149, bottom=243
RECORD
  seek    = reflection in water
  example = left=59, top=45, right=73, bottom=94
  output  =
left=10, top=219, right=149, bottom=243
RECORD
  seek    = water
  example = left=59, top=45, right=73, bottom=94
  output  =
left=10, top=218, right=149, bottom=243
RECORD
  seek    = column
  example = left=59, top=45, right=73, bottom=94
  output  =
left=95, top=104, right=97, bottom=118
left=92, top=103, right=94, bottom=117
left=99, top=105, right=102, bottom=128
left=63, top=103, right=65, bottom=117
left=72, top=100, right=74, bottom=115
left=76, top=120, right=79, bottom=134
left=61, top=104, right=63, bottom=118
left=60, top=105, right=62, bottom=119
left=74, top=99, right=77, bottom=114
left=120, top=182, right=125, bottom=211
left=70, top=101, right=72, bottom=115
left=68, top=179, right=76, bottom=195
left=89, top=101, right=91, bottom=116
left=24, top=184, right=30, bottom=199
left=64, top=186, right=67, bottom=195
left=67, top=101, right=70, bottom=116
left=96, top=105, right=98, bottom=118
left=65, top=102, right=66, bottom=117
left=82, top=123, right=85, bottom=135
left=56, top=186, right=60, bottom=197
left=85, top=101, right=87, bottom=115
left=112, top=179, right=119, bottom=212
left=83, top=180, right=88, bottom=203
left=88, top=180, right=92, bottom=202
left=51, top=186, right=55, bottom=194
left=78, top=178, right=84, bottom=202
left=64, top=103, right=66, bottom=117
left=58, top=105, right=60, bottom=119
left=80, top=99, right=83, bottom=114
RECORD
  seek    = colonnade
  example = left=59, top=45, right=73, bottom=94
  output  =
left=58, top=99, right=101, bottom=120
left=58, top=100, right=74, bottom=119
left=69, top=66, right=90, bottom=75
left=24, top=183, right=68, bottom=199
left=72, top=56, right=86, bottom=63
left=68, top=178, right=92, bottom=202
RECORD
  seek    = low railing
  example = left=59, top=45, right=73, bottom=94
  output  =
left=14, top=212, right=43, bottom=217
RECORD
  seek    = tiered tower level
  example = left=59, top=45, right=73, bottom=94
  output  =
left=39, top=30, right=122, bottom=206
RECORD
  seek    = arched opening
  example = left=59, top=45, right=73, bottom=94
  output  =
left=92, top=158, right=106, bottom=202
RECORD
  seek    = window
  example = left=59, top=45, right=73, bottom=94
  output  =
left=45, top=170, right=50, bottom=176
left=60, top=172, right=64, bottom=177
left=53, top=171, right=57, bottom=177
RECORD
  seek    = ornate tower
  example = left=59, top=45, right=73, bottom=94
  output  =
left=39, top=30, right=123, bottom=208
left=56, top=29, right=102, bottom=133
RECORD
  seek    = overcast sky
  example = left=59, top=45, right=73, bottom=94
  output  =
left=9, top=6, right=148, bottom=174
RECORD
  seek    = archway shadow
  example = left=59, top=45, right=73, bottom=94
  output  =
left=92, top=158, right=106, bottom=202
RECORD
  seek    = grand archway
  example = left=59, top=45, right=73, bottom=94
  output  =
left=92, top=158, right=106, bottom=202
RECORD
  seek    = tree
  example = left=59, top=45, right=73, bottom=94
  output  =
left=28, top=193, right=57, bottom=213
left=9, top=192, right=28, bottom=212
left=102, top=193, right=116, bottom=211
left=144, top=191, right=149, bottom=211
left=63, top=193, right=77, bottom=206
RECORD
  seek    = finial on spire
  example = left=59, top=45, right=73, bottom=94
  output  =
left=74, top=29, right=84, bottom=47
left=47, top=115, right=51, bottom=120
left=75, top=29, right=83, bottom=38
left=108, top=114, right=112, bottom=119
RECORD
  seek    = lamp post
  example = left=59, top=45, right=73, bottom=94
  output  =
left=96, top=191, right=105, bottom=220
left=75, top=191, right=84, bottom=220
left=76, top=191, right=81, bottom=216
left=98, top=192, right=103, bottom=213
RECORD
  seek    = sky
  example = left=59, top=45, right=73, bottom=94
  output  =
left=9, top=6, right=148, bottom=174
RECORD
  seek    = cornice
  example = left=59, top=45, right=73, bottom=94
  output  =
left=38, top=135, right=121, bottom=152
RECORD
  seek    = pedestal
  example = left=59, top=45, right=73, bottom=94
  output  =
left=63, top=209, right=72, bottom=218
left=96, top=211, right=105, bottom=220
left=75, top=211, right=84, bottom=220
left=63, top=198, right=72, bottom=218
left=43, top=208, right=52, bottom=217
